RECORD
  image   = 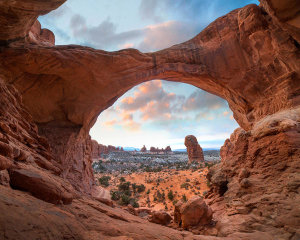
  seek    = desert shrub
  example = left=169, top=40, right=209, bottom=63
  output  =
left=186, top=178, right=190, bottom=182
left=137, top=184, right=146, bottom=193
left=167, top=190, right=174, bottom=201
left=111, top=191, right=121, bottom=201
left=154, top=190, right=165, bottom=202
left=99, top=176, right=111, bottom=187
left=129, top=198, right=139, bottom=208
left=172, top=200, right=178, bottom=205
left=119, top=194, right=130, bottom=205
left=180, top=182, right=190, bottom=190
left=203, top=191, right=208, bottom=197
left=182, top=194, right=187, bottom=202
left=146, top=189, right=150, bottom=194
left=120, top=177, right=126, bottom=182
left=118, top=181, right=131, bottom=191
left=123, top=189, right=132, bottom=196
left=132, top=183, right=137, bottom=193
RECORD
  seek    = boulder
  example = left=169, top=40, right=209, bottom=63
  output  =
left=176, top=196, right=213, bottom=229
left=149, top=210, right=172, bottom=226
left=9, top=167, right=74, bottom=204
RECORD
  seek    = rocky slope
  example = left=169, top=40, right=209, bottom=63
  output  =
left=0, top=0, right=299, bottom=239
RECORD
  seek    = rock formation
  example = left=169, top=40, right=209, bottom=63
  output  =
left=140, top=145, right=147, bottom=152
left=91, top=139, right=121, bottom=159
left=148, top=210, right=172, bottom=226
left=185, top=135, right=204, bottom=164
left=174, top=196, right=213, bottom=229
left=0, top=0, right=299, bottom=239
left=1, top=0, right=299, bottom=195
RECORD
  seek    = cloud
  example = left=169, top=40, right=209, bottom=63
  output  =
left=68, top=12, right=200, bottom=52
left=120, top=80, right=184, bottom=121
left=183, top=90, right=227, bottom=112
left=139, top=0, right=162, bottom=22
left=69, top=15, right=144, bottom=49
left=138, top=21, right=199, bottom=52
left=104, top=120, right=117, bottom=126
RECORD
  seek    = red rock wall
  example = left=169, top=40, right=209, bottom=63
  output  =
left=206, top=109, right=300, bottom=238
left=0, top=77, right=76, bottom=203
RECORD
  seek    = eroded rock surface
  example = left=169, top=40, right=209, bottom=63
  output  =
left=0, top=0, right=299, bottom=239
left=185, top=135, right=204, bottom=164
left=206, top=108, right=300, bottom=238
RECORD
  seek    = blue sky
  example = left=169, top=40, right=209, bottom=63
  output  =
left=39, top=0, right=259, bottom=149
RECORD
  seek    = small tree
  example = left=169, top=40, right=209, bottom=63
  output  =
left=119, top=177, right=126, bottom=182
left=137, top=184, right=146, bottom=193
left=167, top=190, right=174, bottom=201
left=99, top=176, right=111, bottom=187
left=118, top=181, right=131, bottom=191
left=111, top=191, right=121, bottom=201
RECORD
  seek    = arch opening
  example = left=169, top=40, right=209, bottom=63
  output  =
left=90, top=79, right=238, bottom=210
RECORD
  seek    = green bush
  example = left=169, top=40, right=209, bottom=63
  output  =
left=119, top=194, right=130, bottom=205
left=180, top=182, right=190, bottom=190
left=182, top=194, right=187, bottom=202
left=111, top=191, right=121, bottom=201
left=120, top=177, right=126, bottom=182
left=154, top=190, right=165, bottom=202
left=137, top=184, right=145, bottom=193
left=167, top=190, right=174, bottom=200
left=129, top=198, right=139, bottom=208
left=99, top=176, right=111, bottom=187
left=118, top=181, right=131, bottom=191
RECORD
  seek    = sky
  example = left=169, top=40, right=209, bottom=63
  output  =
left=39, top=0, right=259, bottom=150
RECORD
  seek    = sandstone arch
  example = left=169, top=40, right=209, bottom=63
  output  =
left=0, top=0, right=299, bottom=238
left=0, top=1, right=299, bottom=193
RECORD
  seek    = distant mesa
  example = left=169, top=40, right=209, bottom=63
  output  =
left=142, top=146, right=172, bottom=154
left=91, top=140, right=124, bottom=159
left=184, top=135, right=204, bottom=164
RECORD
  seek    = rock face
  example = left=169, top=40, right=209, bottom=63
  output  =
left=174, top=196, right=213, bottom=229
left=0, top=0, right=299, bottom=239
left=206, top=108, right=300, bottom=238
left=185, top=135, right=204, bottom=164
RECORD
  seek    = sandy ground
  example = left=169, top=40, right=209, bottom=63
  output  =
left=95, top=168, right=209, bottom=212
